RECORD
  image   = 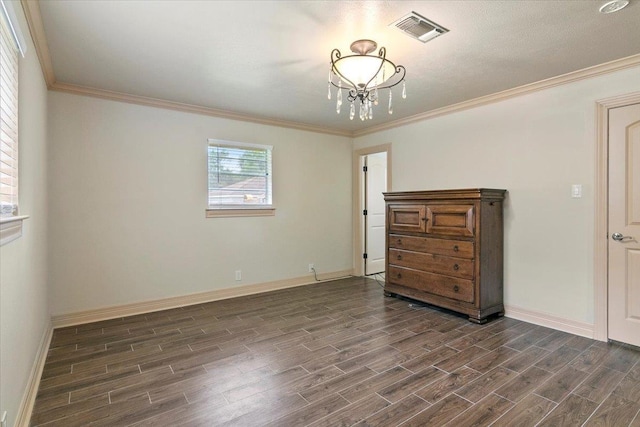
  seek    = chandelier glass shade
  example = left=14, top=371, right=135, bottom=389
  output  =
left=328, top=39, right=406, bottom=121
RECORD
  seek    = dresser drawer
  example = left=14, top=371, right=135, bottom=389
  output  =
left=426, top=204, right=474, bottom=237
left=389, top=234, right=474, bottom=259
left=389, top=248, right=474, bottom=279
left=388, top=266, right=474, bottom=303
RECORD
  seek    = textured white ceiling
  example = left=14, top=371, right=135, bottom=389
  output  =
left=38, top=0, right=640, bottom=133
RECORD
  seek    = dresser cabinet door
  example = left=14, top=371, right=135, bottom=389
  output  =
left=388, top=205, right=426, bottom=233
left=425, top=205, right=474, bottom=237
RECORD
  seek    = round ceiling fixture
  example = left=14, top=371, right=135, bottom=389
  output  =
left=327, top=39, right=406, bottom=121
left=599, top=0, right=630, bottom=13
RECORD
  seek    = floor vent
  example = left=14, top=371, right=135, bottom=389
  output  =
left=391, top=11, right=449, bottom=43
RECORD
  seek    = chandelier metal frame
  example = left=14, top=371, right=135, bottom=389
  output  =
left=328, top=39, right=406, bottom=121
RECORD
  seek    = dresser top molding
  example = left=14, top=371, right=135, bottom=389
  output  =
left=383, top=188, right=507, bottom=202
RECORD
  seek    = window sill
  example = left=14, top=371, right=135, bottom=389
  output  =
left=0, top=215, right=29, bottom=246
left=206, top=207, right=275, bottom=218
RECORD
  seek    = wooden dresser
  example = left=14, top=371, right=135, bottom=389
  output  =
left=384, top=188, right=506, bottom=323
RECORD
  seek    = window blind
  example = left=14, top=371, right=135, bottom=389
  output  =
left=0, top=7, right=19, bottom=217
left=207, top=140, right=273, bottom=208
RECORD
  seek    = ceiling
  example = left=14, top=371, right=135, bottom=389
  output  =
left=35, top=0, right=640, bottom=135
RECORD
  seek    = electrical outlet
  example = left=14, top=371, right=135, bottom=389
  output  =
left=308, top=263, right=314, bottom=273
left=235, top=270, right=242, bottom=281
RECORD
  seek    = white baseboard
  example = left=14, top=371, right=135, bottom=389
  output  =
left=504, top=304, right=595, bottom=339
left=15, top=323, right=53, bottom=427
left=51, top=269, right=353, bottom=328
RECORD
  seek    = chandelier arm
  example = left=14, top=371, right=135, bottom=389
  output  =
left=361, top=47, right=388, bottom=92
left=369, top=65, right=406, bottom=91
left=330, top=81, right=349, bottom=89
left=331, top=67, right=359, bottom=94
left=331, top=50, right=364, bottom=92
left=330, top=49, right=360, bottom=89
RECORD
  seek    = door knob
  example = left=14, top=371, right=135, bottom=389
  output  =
left=612, top=232, right=633, bottom=242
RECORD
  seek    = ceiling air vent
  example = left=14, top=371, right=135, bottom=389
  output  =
left=391, top=11, right=449, bottom=43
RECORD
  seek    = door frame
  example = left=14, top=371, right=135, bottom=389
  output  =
left=353, top=144, right=392, bottom=277
left=594, top=91, right=640, bottom=341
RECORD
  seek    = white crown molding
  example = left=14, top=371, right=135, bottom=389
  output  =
left=51, top=270, right=353, bottom=328
left=49, top=81, right=353, bottom=137
left=20, top=0, right=55, bottom=86
left=353, top=53, right=640, bottom=138
left=504, top=304, right=594, bottom=339
left=15, top=323, right=52, bottom=427
left=20, top=0, right=640, bottom=139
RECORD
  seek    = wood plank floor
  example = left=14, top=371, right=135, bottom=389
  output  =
left=31, top=277, right=640, bottom=426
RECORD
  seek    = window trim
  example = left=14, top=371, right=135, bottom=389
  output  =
left=0, top=0, right=27, bottom=245
left=205, top=207, right=275, bottom=218
left=0, top=214, right=28, bottom=245
left=206, top=139, right=274, bottom=217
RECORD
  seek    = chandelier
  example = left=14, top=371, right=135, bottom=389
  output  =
left=328, top=39, right=406, bottom=121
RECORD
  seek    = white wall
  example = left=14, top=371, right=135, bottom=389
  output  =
left=0, top=2, right=49, bottom=425
left=355, top=65, right=640, bottom=325
left=48, top=93, right=353, bottom=315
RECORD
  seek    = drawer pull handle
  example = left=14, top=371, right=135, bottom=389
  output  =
left=397, top=254, right=402, bottom=260
left=453, top=285, right=460, bottom=292
left=453, top=245, right=459, bottom=252
left=397, top=239, right=402, bottom=245
left=397, top=273, right=402, bottom=279
left=453, top=264, right=460, bottom=271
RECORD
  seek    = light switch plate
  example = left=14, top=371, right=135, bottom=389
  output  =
left=571, top=184, right=582, bottom=198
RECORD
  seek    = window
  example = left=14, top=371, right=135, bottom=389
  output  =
left=0, top=2, right=19, bottom=218
left=0, top=0, right=28, bottom=246
left=206, top=139, right=274, bottom=217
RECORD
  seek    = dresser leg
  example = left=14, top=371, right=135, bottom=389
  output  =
left=468, top=316, right=488, bottom=324
left=384, top=291, right=396, bottom=298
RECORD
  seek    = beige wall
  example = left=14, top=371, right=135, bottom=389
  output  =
left=354, top=65, right=640, bottom=325
left=47, top=92, right=353, bottom=315
left=0, top=2, right=49, bottom=425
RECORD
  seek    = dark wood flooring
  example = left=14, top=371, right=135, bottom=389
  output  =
left=31, top=277, right=640, bottom=426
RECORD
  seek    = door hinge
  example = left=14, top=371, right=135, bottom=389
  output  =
left=363, top=253, right=368, bottom=259
left=363, top=166, right=368, bottom=172
left=363, top=209, right=368, bottom=216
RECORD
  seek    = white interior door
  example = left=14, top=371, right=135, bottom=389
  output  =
left=608, top=103, right=640, bottom=347
left=365, top=152, right=387, bottom=275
